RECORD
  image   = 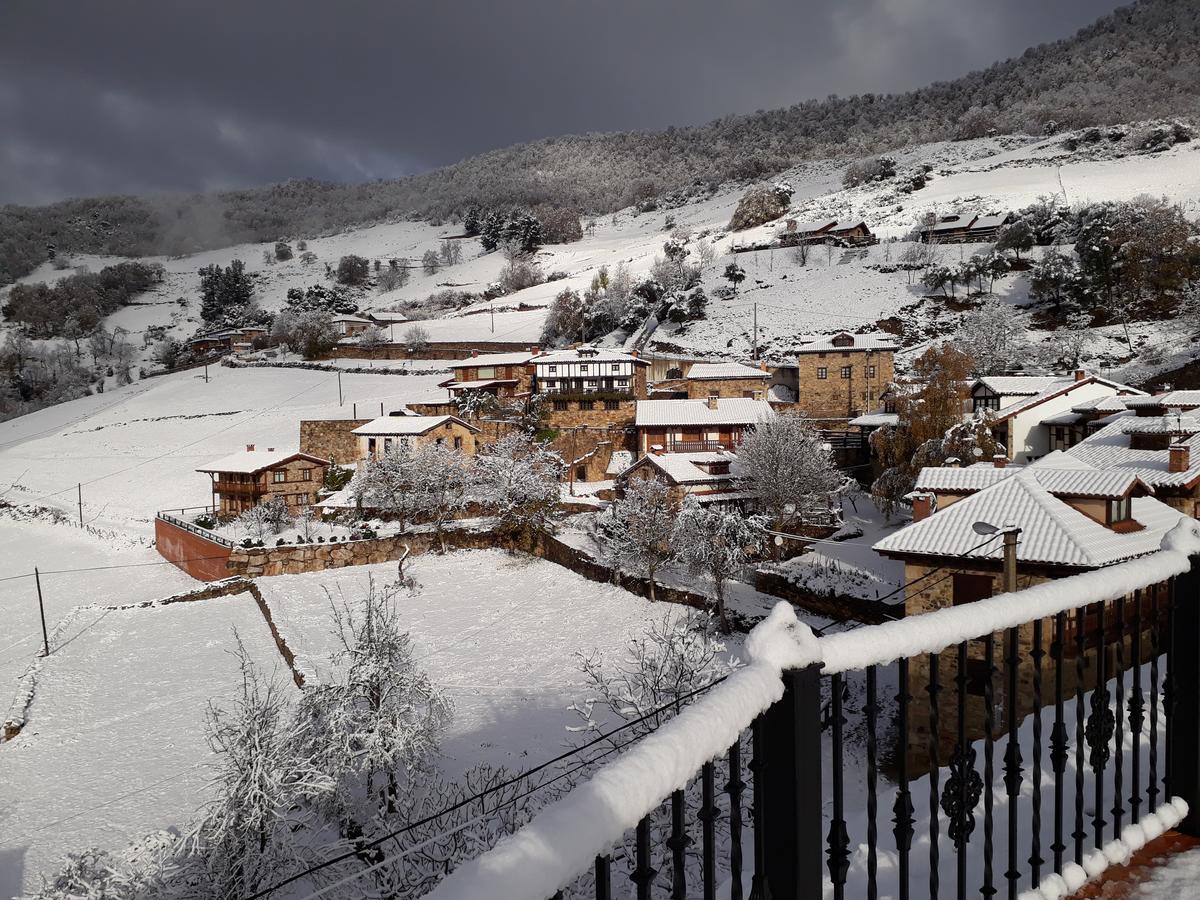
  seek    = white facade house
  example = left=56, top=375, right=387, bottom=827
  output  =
left=985, top=373, right=1145, bottom=463
left=532, top=347, right=647, bottom=395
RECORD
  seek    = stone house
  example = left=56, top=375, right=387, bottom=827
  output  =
left=351, top=415, right=480, bottom=460
left=443, top=349, right=539, bottom=401
left=875, top=465, right=1185, bottom=765
left=795, top=332, right=897, bottom=420
left=533, top=346, right=650, bottom=430
left=616, top=450, right=750, bottom=511
left=634, top=397, right=775, bottom=456
left=680, top=361, right=771, bottom=400
left=197, top=445, right=330, bottom=517
left=329, top=314, right=375, bottom=336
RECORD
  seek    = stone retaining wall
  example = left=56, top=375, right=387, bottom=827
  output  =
left=754, top=569, right=901, bottom=625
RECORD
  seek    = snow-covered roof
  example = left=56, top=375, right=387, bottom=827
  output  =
left=197, top=448, right=328, bottom=474
left=447, top=379, right=518, bottom=391
left=1041, top=411, right=1083, bottom=426
left=330, top=314, right=373, bottom=324
left=828, top=219, right=870, bottom=232
left=920, top=214, right=978, bottom=232
left=685, top=361, right=769, bottom=380
left=447, top=352, right=537, bottom=369
left=974, top=375, right=1060, bottom=397
left=605, top=450, right=634, bottom=476
left=991, top=375, right=1144, bottom=423
left=1125, top=391, right=1200, bottom=410
left=624, top=451, right=742, bottom=485
left=789, top=219, right=836, bottom=234
left=351, top=415, right=478, bottom=436
left=534, top=347, right=648, bottom=366
left=365, top=310, right=410, bottom=323
left=970, top=213, right=1011, bottom=230
left=1120, top=415, right=1200, bottom=436
left=768, top=384, right=798, bottom=404
left=916, top=461, right=1146, bottom=500
left=1065, top=415, right=1200, bottom=488
left=795, top=333, right=899, bottom=354
left=849, top=412, right=899, bottom=427
left=1070, top=395, right=1131, bottom=414
left=875, top=470, right=1185, bottom=568
left=635, top=398, right=776, bottom=428
left=913, top=466, right=1013, bottom=494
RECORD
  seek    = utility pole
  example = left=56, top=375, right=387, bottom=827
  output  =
left=1002, top=526, right=1021, bottom=593
left=34, top=568, right=49, bottom=657
left=490, top=303, right=495, bottom=334
left=752, top=303, right=758, bottom=361
left=77, top=483, right=83, bottom=527
left=337, top=370, right=343, bottom=407
left=204, top=364, right=209, bottom=384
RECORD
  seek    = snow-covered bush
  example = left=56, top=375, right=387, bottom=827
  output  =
left=604, top=476, right=679, bottom=601
left=842, top=156, right=896, bottom=188
left=956, top=299, right=1029, bottom=374
left=235, top=496, right=290, bottom=540
left=737, top=412, right=843, bottom=536
left=472, top=433, right=564, bottom=547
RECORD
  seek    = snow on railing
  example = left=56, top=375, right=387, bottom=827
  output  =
left=422, top=602, right=821, bottom=900
left=422, top=519, right=1200, bottom=900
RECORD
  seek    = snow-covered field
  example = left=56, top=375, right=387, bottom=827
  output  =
left=255, top=551, right=714, bottom=778
left=0, top=592, right=286, bottom=898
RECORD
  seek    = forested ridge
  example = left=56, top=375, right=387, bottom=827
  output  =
left=2, top=0, right=1197, bottom=285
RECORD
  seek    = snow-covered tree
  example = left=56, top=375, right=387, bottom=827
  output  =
left=1030, top=250, right=1078, bottom=310
left=723, top=262, right=745, bottom=293
left=994, top=220, right=1034, bottom=260
left=472, top=433, right=563, bottom=547
left=179, top=636, right=340, bottom=899
left=956, top=299, right=1029, bottom=374
left=297, top=578, right=452, bottom=831
left=353, top=444, right=420, bottom=529
left=672, top=499, right=767, bottom=632
left=407, top=443, right=472, bottom=551
left=1040, top=312, right=1095, bottom=368
left=569, top=610, right=733, bottom=742
left=404, top=325, right=431, bottom=352
left=737, top=412, right=842, bottom=537
left=421, top=249, right=441, bottom=275
left=236, top=496, right=290, bottom=540
left=605, top=476, right=679, bottom=601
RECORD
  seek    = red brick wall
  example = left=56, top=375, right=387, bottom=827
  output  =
left=154, top=517, right=233, bottom=582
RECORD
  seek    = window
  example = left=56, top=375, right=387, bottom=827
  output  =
left=580, top=364, right=589, bottom=372
left=553, top=399, right=569, bottom=411
left=604, top=399, right=620, bottom=411
left=367, top=437, right=377, bottom=455
left=453, top=436, right=463, bottom=450
left=952, top=574, right=993, bottom=607
left=477, top=366, right=496, bottom=379
left=1108, top=496, right=1132, bottom=524
left=576, top=466, right=587, bottom=481
left=435, top=437, right=445, bottom=446
left=817, top=367, right=828, bottom=380
left=273, top=470, right=286, bottom=483
left=548, top=365, right=558, bottom=373
left=611, top=363, right=621, bottom=372
left=580, top=400, right=595, bottom=411
left=301, top=469, right=311, bottom=481
left=840, top=366, right=852, bottom=379
left=867, top=365, right=876, bottom=378
left=842, top=351, right=850, bottom=358
left=617, top=378, right=629, bottom=388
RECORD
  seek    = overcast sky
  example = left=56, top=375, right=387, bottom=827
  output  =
left=0, top=0, right=1126, bottom=207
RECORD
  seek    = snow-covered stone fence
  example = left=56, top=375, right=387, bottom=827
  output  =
left=425, top=519, right=1200, bottom=900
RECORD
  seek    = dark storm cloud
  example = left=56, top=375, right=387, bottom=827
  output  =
left=0, top=0, right=1126, bottom=206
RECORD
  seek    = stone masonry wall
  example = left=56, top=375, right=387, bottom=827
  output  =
left=300, top=419, right=371, bottom=465
left=796, top=351, right=894, bottom=419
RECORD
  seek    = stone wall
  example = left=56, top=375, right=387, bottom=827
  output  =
left=544, top=398, right=636, bottom=430
left=329, top=340, right=531, bottom=361
left=796, top=350, right=895, bottom=419
left=754, top=569, right=900, bottom=625
left=685, top=377, right=770, bottom=400
left=300, top=419, right=371, bottom=465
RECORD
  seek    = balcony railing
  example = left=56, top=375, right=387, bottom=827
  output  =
left=423, top=519, right=1200, bottom=900
left=668, top=439, right=740, bottom=452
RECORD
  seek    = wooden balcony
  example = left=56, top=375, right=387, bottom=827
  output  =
left=669, top=439, right=735, bottom=452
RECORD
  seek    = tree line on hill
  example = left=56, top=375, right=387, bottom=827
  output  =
left=2, top=0, right=1197, bottom=285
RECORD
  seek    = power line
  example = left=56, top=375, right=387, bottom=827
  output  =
left=244, top=675, right=727, bottom=900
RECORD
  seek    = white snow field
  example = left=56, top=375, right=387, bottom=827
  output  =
left=0, top=362, right=447, bottom=535
left=0, top=592, right=287, bottom=898
left=254, top=550, right=721, bottom=778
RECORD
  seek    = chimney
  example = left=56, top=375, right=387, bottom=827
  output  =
left=631, top=349, right=639, bottom=358
left=993, top=454, right=1008, bottom=469
left=1170, top=443, right=1190, bottom=473
left=529, top=345, right=540, bottom=355
left=759, top=360, right=769, bottom=372
left=651, top=443, right=665, bottom=456
left=1075, top=369, right=1086, bottom=382
left=267, top=447, right=275, bottom=452
left=246, top=443, right=255, bottom=452
left=707, top=394, right=719, bottom=410
left=911, top=492, right=934, bottom=522
left=471, top=349, right=479, bottom=358
left=944, top=456, right=961, bottom=468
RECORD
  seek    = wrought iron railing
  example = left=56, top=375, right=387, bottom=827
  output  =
left=156, top=510, right=235, bottom=548
left=423, top=522, right=1200, bottom=900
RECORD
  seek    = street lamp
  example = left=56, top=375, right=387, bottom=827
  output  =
left=972, top=520, right=1022, bottom=593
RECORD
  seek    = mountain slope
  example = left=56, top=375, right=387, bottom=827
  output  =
left=2, top=0, right=1198, bottom=285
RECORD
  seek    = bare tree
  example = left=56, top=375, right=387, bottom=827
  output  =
left=672, top=499, right=767, bottom=632
left=605, top=476, right=679, bottom=601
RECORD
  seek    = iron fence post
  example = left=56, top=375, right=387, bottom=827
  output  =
left=1169, top=554, right=1200, bottom=835
left=756, top=662, right=823, bottom=898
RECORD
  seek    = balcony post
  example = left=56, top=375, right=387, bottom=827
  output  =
left=1169, top=554, right=1200, bottom=834
left=754, top=663, right=823, bottom=898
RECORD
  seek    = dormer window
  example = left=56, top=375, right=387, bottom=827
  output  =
left=1107, top=496, right=1132, bottom=525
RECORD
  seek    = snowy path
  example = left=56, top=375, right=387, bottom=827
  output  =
left=0, top=594, right=287, bottom=898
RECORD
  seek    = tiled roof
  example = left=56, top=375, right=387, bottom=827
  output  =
left=351, top=415, right=477, bottom=436
left=1069, top=395, right=1131, bottom=414
left=1120, top=415, right=1200, bottom=436
left=605, top=450, right=634, bottom=475
left=874, top=470, right=1184, bottom=567
left=198, top=448, right=327, bottom=474
left=920, top=214, right=978, bottom=232
left=796, top=333, right=899, bottom=354
left=625, top=451, right=743, bottom=485
left=849, top=412, right=899, bottom=427
left=685, top=362, right=769, bottom=380
left=1124, top=391, right=1200, bottom=410
left=915, top=461, right=1144, bottom=500
left=447, top=352, right=536, bottom=368
left=974, top=376, right=1061, bottom=397
left=913, top=466, right=1013, bottom=493
left=1065, top=414, right=1200, bottom=487
left=991, top=375, right=1144, bottom=423
left=1027, top=468, right=1147, bottom=499
left=829, top=219, right=869, bottom=232
left=971, top=213, right=1011, bottom=230
left=790, top=219, right=837, bottom=234
left=635, top=398, right=776, bottom=428
left=1040, top=411, right=1084, bottom=426
left=330, top=314, right=373, bottom=324
left=534, top=347, right=647, bottom=365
